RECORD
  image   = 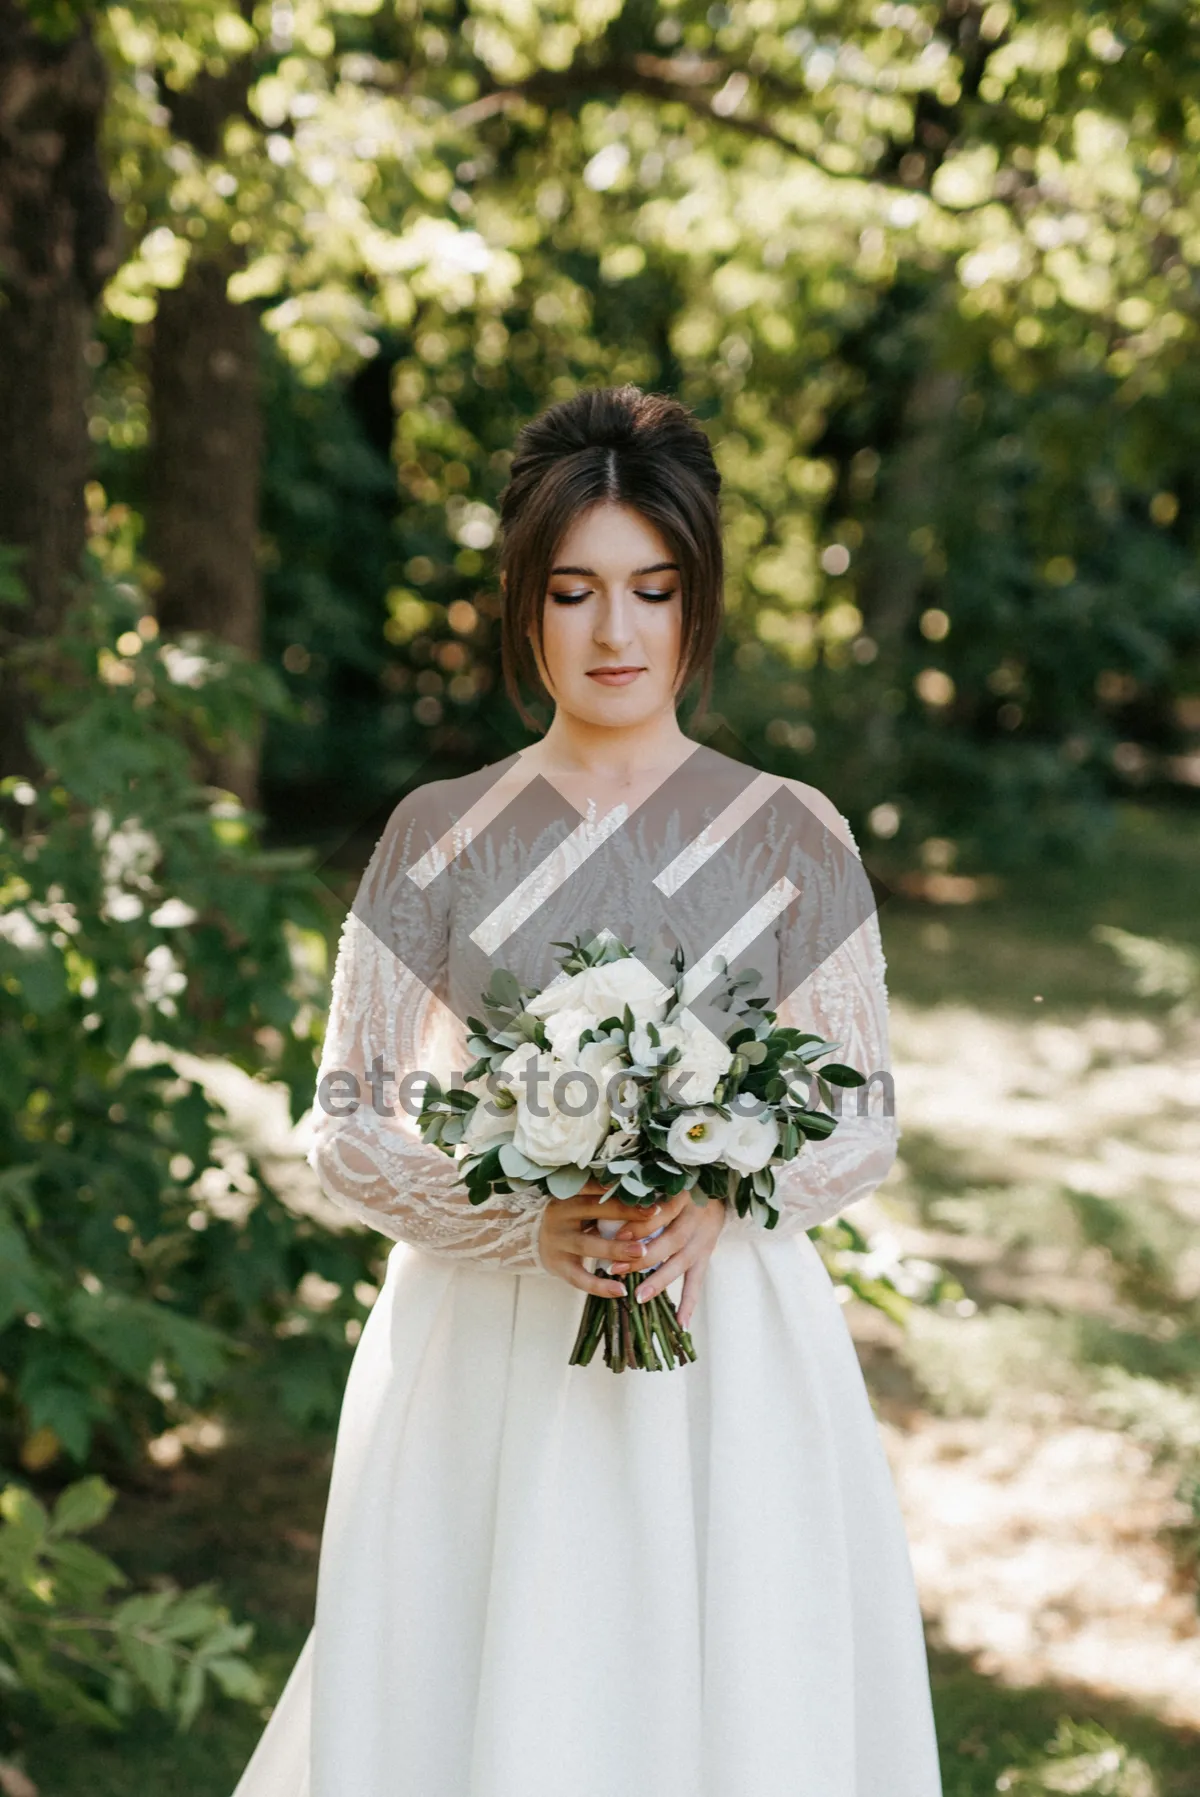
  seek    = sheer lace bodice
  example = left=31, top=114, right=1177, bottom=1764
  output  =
left=308, top=748, right=897, bottom=1270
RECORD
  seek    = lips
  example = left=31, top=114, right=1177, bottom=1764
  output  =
left=586, top=667, right=644, bottom=686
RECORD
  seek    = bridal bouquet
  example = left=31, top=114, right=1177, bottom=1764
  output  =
left=417, top=935, right=866, bottom=1372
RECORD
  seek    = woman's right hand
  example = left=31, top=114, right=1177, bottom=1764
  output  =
left=537, top=1181, right=687, bottom=1295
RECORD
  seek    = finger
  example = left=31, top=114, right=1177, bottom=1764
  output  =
left=613, top=1191, right=691, bottom=1238
left=568, top=1195, right=648, bottom=1221
left=559, top=1265, right=628, bottom=1297
left=631, top=1209, right=702, bottom=1264
left=634, top=1249, right=691, bottom=1305
left=573, top=1230, right=653, bottom=1270
left=677, top=1262, right=706, bottom=1330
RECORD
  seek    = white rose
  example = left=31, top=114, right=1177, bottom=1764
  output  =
left=723, top=1112, right=779, bottom=1174
left=495, top=1039, right=539, bottom=1092
left=509, top=1049, right=610, bottom=1168
left=581, top=957, right=671, bottom=1024
left=542, top=1004, right=596, bottom=1062
left=527, top=957, right=669, bottom=1028
left=631, top=1009, right=732, bottom=1105
left=578, top=1033, right=626, bottom=1088
left=667, top=1108, right=730, bottom=1166
left=629, top=1018, right=674, bottom=1067
left=523, top=967, right=591, bottom=1022
left=671, top=1009, right=733, bottom=1105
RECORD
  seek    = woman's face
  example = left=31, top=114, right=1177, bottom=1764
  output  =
left=534, top=502, right=683, bottom=731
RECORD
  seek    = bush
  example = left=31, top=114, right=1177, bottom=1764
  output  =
left=0, top=1474, right=263, bottom=1732
left=0, top=572, right=375, bottom=1494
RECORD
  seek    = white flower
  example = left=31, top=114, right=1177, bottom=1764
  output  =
left=463, top=1077, right=516, bottom=1149
left=723, top=1112, right=779, bottom=1175
left=0, top=909, right=44, bottom=953
left=160, top=643, right=216, bottom=688
left=597, top=1127, right=638, bottom=1163
left=542, top=1004, right=595, bottom=1062
left=149, top=897, right=198, bottom=929
left=526, top=957, right=669, bottom=1028
left=505, top=1045, right=610, bottom=1168
left=632, top=1008, right=733, bottom=1105
left=667, top=1109, right=730, bottom=1166
left=143, top=943, right=187, bottom=1011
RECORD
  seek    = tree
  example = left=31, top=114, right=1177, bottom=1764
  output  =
left=0, top=0, right=116, bottom=777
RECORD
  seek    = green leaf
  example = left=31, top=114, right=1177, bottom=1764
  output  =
left=819, top=1063, right=867, bottom=1086
left=545, top=1165, right=589, bottom=1198
left=485, top=969, right=521, bottom=1010
left=204, top=1654, right=264, bottom=1704
left=497, top=1142, right=541, bottom=1180
left=117, top=1626, right=177, bottom=1712
left=51, top=1476, right=114, bottom=1538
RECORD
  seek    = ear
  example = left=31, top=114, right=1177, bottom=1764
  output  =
left=499, top=570, right=507, bottom=594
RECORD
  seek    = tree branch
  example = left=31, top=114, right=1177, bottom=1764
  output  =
left=445, top=46, right=1000, bottom=209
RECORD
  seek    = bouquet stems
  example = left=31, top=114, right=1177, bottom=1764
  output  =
left=568, top=1267, right=697, bottom=1373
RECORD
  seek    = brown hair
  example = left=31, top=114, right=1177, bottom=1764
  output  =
left=497, top=384, right=723, bottom=725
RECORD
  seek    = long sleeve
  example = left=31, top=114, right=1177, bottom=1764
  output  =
left=727, top=792, right=898, bottom=1239
left=307, top=794, right=549, bottom=1272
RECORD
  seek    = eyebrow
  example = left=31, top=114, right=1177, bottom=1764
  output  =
left=549, top=562, right=680, bottom=577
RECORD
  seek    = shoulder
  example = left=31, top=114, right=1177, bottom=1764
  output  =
left=777, top=777, right=859, bottom=858
left=374, top=754, right=527, bottom=856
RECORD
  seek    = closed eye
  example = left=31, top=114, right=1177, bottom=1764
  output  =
left=548, top=587, right=678, bottom=604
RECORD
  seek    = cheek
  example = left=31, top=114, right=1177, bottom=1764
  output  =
left=650, top=603, right=683, bottom=679
left=536, top=605, right=581, bottom=687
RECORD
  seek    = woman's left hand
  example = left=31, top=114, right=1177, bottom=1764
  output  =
left=606, top=1193, right=726, bottom=1331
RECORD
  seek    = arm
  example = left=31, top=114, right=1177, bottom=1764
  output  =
left=307, top=795, right=549, bottom=1273
left=728, top=789, right=898, bottom=1238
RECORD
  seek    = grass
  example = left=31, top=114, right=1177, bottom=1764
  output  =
left=6, top=799, right=1200, bottom=1797
left=880, top=799, right=1200, bottom=1017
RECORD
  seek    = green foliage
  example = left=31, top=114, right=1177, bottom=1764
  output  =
left=17, top=0, right=91, bottom=44
left=0, top=1475, right=263, bottom=1733
left=0, top=564, right=378, bottom=1473
left=998, top=1720, right=1160, bottom=1796
left=81, top=0, right=1200, bottom=866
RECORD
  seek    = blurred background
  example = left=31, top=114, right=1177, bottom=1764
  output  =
left=2, top=2, right=1199, bottom=1793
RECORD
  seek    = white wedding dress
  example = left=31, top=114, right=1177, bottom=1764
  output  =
left=232, top=751, right=942, bottom=1797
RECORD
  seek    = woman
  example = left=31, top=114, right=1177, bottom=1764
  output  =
left=233, top=386, right=942, bottom=1797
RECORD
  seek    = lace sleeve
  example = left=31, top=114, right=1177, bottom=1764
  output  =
left=728, top=788, right=898, bottom=1239
left=307, top=793, right=550, bottom=1273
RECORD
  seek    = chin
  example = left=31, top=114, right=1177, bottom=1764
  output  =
left=563, top=684, right=672, bottom=729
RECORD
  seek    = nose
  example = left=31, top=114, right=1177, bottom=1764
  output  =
left=594, top=586, right=635, bottom=654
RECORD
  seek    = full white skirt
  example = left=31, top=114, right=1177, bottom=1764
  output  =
left=232, top=1228, right=942, bottom=1797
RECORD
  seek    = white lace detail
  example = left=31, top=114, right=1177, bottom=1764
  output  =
left=308, top=807, right=550, bottom=1274
left=308, top=770, right=896, bottom=1269
left=724, top=803, right=898, bottom=1239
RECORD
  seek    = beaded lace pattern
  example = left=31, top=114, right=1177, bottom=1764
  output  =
left=309, top=762, right=897, bottom=1275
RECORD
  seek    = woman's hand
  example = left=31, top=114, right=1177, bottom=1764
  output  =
left=607, top=1188, right=726, bottom=1331
left=537, top=1182, right=674, bottom=1297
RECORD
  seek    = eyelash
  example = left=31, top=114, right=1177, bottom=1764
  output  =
left=550, top=589, right=676, bottom=605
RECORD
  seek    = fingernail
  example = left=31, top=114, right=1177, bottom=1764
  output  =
left=637, top=1287, right=650, bottom=1303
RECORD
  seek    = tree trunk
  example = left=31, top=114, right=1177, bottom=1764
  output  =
left=0, top=4, right=115, bottom=776
left=148, top=256, right=264, bottom=806
left=857, top=361, right=962, bottom=771
left=148, top=29, right=264, bottom=808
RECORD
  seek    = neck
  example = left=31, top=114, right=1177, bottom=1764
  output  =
left=534, top=704, right=692, bottom=785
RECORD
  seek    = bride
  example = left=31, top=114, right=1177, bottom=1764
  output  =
left=232, top=385, right=943, bottom=1796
